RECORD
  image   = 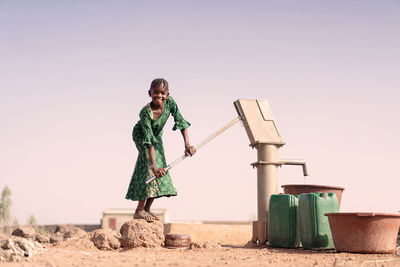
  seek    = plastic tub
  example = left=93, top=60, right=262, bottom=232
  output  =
left=325, top=212, right=400, bottom=253
left=282, top=184, right=345, bottom=207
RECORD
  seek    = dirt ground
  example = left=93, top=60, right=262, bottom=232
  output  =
left=2, top=241, right=400, bottom=267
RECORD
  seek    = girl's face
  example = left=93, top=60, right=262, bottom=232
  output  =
left=149, top=85, right=169, bottom=107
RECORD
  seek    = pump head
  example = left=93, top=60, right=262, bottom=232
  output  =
left=234, top=99, right=284, bottom=146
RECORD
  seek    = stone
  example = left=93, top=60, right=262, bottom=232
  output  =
left=0, top=248, right=16, bottom=263
left=120, top=219, right=164, bottom=248
left=188, top=241, right=221, bottom=250
left=50, top=232, right=64, bottom=244
left=90, top=229, right=121, bottom=250
left=54, top=224, right=87, bottom=239
left=189, top=242, right=202, bottom=250
left=0, top=236, right=43, bottom=262
left=11, top=227, right=36, bottom=239
left=202, top=241, right=221, bottom=249
left=35, top=234, right=50, bottom=243
left=0, top=233, right=10, bottom=244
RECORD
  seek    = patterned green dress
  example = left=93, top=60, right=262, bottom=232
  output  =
left=125, top=96, right=191, bottom=201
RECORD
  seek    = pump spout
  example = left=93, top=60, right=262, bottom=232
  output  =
left=279, top=159, right=309, bottom=176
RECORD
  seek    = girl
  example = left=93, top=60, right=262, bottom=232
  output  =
left=125, top=78, right=196, bottom=221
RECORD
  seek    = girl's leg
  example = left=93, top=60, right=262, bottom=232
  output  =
left=135, top=200, right=145, bottom=213
left=134, top=200, right=154, bottom=221
left=144, top=198, right=154, bottom=212
left=144, top=198, right=160, bottom=220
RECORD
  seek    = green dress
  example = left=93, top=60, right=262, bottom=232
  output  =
left=125, top=96, right=191, bottom=201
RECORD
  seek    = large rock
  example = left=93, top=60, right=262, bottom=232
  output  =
left=90, top=229, right=120, bottom=250
left=0, top=235, right=44, bottom=262
left=11, top=227, right=36, bottom=239
left=54, top=224, right=87, bottom=239
left=35, top=234, right=50, bottom=243
left=120, top=219, right=164, bottom=248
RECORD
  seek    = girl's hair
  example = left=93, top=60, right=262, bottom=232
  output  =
left=150, top=78, right=169, bottom=91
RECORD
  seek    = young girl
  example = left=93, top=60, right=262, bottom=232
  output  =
left=125, top=78, right=196, bottom=221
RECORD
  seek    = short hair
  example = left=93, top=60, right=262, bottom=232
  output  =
left=150, top=78, right=169, bottom=91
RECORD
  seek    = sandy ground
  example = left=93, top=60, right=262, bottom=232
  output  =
left=2, top=241, right=400, bottom=267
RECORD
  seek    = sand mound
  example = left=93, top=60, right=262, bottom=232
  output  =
left=54, top=237, right=96, bottom=250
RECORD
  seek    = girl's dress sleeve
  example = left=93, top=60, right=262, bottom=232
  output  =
left=140, top=108, right=158, bottom=147
left=169, top=97, right=191, bottom=131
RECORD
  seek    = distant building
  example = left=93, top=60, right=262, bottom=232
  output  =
left=101, top=209, right=169, bottom=231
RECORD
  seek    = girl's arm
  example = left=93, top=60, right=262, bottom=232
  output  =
left=148, top=146, right=166, bottom=178
left=168, top=97, right=195, bottom=156
left=139, top=108, right=165, bottom=178
left=181, top=129, right=196, bottom=156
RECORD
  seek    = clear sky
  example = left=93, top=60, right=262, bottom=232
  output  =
left=1, top=0, right=399, bottom=225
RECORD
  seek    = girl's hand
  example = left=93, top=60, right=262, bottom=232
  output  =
left=185, top=145, right=196, bottom=156
left=152, top=166, right=166, bottom=178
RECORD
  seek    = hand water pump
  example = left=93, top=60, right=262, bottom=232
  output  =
left=146, top=98, right=308, bottom=245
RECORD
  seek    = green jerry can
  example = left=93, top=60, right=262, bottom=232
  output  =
left=268, top=194, right=301, bottom=248
left=298, top=192, right=339, bottom=250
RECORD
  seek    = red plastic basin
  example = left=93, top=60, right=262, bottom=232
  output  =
left=282, top=184, right=344, bottom=207
left=325, top=212, right=400, bottom=253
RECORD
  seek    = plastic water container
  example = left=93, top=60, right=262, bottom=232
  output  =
left=268, top=194, right=301, bottom=248
left=299, top=192, right=339, bottom=250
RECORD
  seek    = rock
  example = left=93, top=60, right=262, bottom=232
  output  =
left=0, top=233, right=10, bottom=243
left=90, top=229, right=120, bottom=250
left=120, top=219, right=164, bottom=248
left=50, top=232, right=64, bottom=244
left=63, top=228, right=87, bottom=239
left=0, top=236, right=43, bottom=262
left=189, top=242, right=202, bottom=250
left=54, top=224, right=87, bottom=239
left=35, top=234, right=50, bottom=243
left=202, top=241, right=221, bottom=249
left=0, top=248, right=17, bottom=263
left=13, top=238, right=42, bottom=256
left=11, top=227, right=36, bottom=239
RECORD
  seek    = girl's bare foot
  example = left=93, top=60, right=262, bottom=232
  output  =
left=146, top=211, right=160, bottom=221
left=133, top=210, right=155, bottom=222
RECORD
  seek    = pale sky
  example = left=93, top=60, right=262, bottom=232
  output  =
left=1, top=0, right=399, bottom=225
